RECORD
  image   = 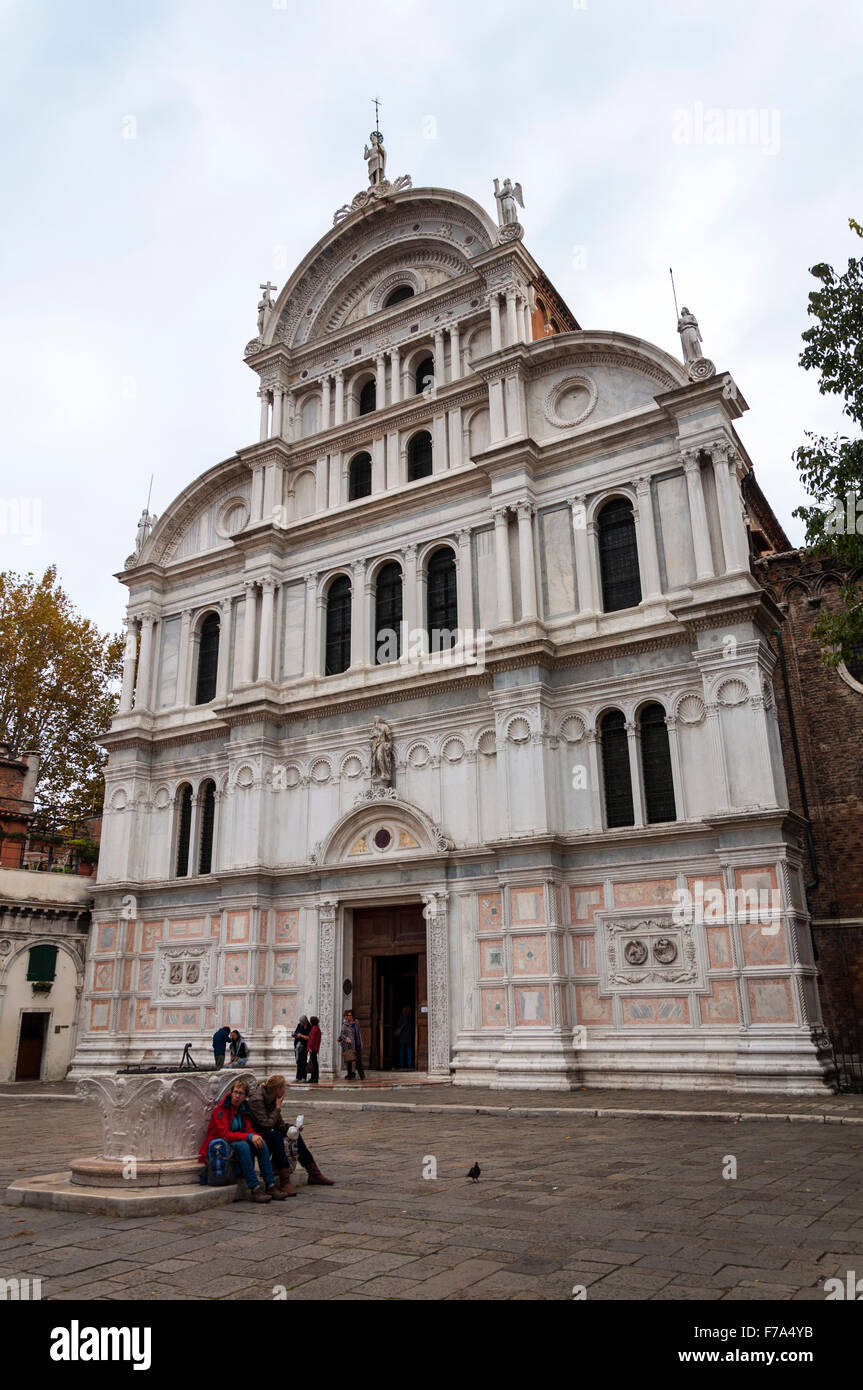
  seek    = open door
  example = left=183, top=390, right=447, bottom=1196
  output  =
left=15, top=1012, right=48, bottom=1081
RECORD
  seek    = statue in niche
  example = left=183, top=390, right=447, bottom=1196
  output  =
left=370, top=716, right=393, bottom=784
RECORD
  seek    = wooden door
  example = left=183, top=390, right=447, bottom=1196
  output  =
left=15, top=1013, right=47, bottom=1081
left=353, top=906, right=428, bottom=1070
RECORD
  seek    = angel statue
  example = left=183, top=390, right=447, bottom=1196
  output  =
left=493, top=177, right=524, bottom=228
left=364, top=131, right=387, bottom=187
left=370, top=715, right=393, bottom=785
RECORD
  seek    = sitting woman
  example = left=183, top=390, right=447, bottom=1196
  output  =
left=198, top=1076, right=287, bottom=1203
left=247, top=1074, right=334, bottom=1195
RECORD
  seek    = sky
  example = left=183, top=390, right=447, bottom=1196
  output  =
left=1, top=0, right=861, bottom=637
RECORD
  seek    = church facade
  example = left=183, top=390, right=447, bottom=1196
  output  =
left=71, top=141, right=833, bottom=1092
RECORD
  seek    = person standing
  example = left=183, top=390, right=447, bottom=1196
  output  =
left=212, top=1024, right=231, bottom=1070
left=394, top=1004, right=413, bottom=1070
left=307, top=1016, right=321, bottom=1085
left=227, top=1029, right=248, bottom=1068
left=338, top=1009, right=365, bottom=1080
left=292, top=1015, right=311, bottom=1083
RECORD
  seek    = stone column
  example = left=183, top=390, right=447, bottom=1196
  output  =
left=402, top=544, right=419, bottom=651
left=505, top=287, right=519, bottom=347
left=586, top=731, right=603, bottom=830
left=271, top=387, right=283, bottom=439
left=250, top=466, right=264, bottom=521
left=258, top=387, right=270, bottom=441
left=350, top=560, right=366, bottom=667
left=375, top=353, right=386, bottom=407
left=626, top=720, right=645, bottom=827
left=134, top=612, right=157, bottom=711
left=447, top=406, right=463, bottom=470
left=389, top=348, right=401, bottom=404
left=258, top=578, right=277, bottom=683
left=176, top=607, right=193, bottom=706
left=711, top=441, right=749, bottom=573
left=303, top=572, right=319, bottom=678
left=522, top=297, right=532, bottom=344
left=489, top=378, right=506, bottom=441
left=334, top=371, right=345, bottom=427
left=488, top=293, right=502, bottom=352
left=635, top=475, right=662, bottom=601
left=315, top=457, right=328, bottom=512
left=493, top=507, right=513, bottom=625
left=456, top=527, right=472, bottom=632
left=119, top=620, right=138, bottom=713
left=432, top=413, right=448, bottom=472
left=241, top=582, right=257, bottom=685
left=372, top=435, right=386, bottom=493
left=449, top=324, right=461, bottom=380
left=665, top=713, right=686, bottom=820
left=433, top=330, right=445, bottom=384
left=569, top=495, right=596, bottom=616
left=516, top=500, right=538, bottom=621
left=421, top=892, right=451, bottom=1078
left=587, top=517, right=603, bottom=614
left=317, top=898, right=338, bottom=1076
left=321, top=376, right=332, bottom=431
left=682, top=450, right=715, bottom=580
left=215, top=597, right=233, bottom=699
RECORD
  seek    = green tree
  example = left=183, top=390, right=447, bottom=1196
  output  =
left=0, top=568, right=123, bottom=812
left=793, top=218, right=863, bottom=664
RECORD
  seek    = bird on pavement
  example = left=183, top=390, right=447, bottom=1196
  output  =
left=466, top=1162, right=481, bottom=1182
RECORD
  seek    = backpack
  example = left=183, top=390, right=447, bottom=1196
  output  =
left=205, top=1137, right=236, bottom=1187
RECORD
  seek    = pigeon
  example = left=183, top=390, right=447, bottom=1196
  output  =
left=466, top=1162, right=481, bottom=1182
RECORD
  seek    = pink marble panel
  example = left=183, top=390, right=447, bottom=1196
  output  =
left=699, top=980, right=740, bottom=1024
left=89, top=1001, right=111, bottom=1030
left=227, top=912, right=250, bottom=943
left=168, top=918, right=206, bottom=939
left=569, top=886, right=603, bottom=925
left=512, top=935, right=548, bottom=975
left=135, top=1000, right=156, bottom=1031
left=225, top=954, right=249, bottom=988
left=741, top=922, right=789, bottom=967
left=572, top=935, right=596, bottom=974
left=162, top=1009, right=201, bottom=1029
left=274, top=952, right=298, bottom=985
left=92, top=961, right=114, bottom=992
left=272, top=994, right=297, bottom=1028
left=478, top=892, right=503, bottom=929
left=481, top=988, right=507, bottom=1027
left=706, top=927, right=733, bottom=969
left=479, top=940, right=504, bottom=979
left=275, top=910, right=299, bottom=943
left=746, top=978, right=795, bottom=1024
left=141, top=922, right=163, bottom=953
left=515, top=986, right=549, bottom=1025
left=574, top=985, right=613, bottom=1025
left=622, top=997, right=690, bottom=1025
left=117, top=998, right=130, bottom=1031
left=96, top=924, right=117, bottom=953
left=613, top=878, right=676, bottom=908
left=511, top=886, right=545, bottom=925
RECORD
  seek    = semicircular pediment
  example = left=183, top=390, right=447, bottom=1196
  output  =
left=140, top=458, right=251, bottom=567
left=312, top=789, right=453, bottom=866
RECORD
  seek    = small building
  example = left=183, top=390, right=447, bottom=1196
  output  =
left=0, top=867, right=91, bottom=1082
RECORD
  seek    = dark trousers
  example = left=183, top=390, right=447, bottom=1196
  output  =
left=213, top=1053, right=225, bottom=1069
left=262, top=1129, right=316, bottom=1172
left=397, top=1043, right=413, bottom=1069
left=295, top=1046, right=307, bottom=1082
left=308, top=1051, right=319, bottom=1084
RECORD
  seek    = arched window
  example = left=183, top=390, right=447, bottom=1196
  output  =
left=407, top=430, right=433, bottom=482
left=198, top=780, right=216, bottom=874
left=844, top=640, right=863, bottom=684
left=195, top=613, right=220, bottom=704
left=415, top=356, right=434, bottom=395
left=349, top=452, right=372, bottom=501
left=359, top=379, right=376, bottom=415
left=639, top=704, right=676, bottom=824
left=384, top=285, right=414, bottom=308
left=600, top=710, right=634, bottom=829
left=597, top=497, right=642, bottom=612
left=375, top=562, right=403, bottom=664
left=325, top=576, right=352, bottom=675
left=175, top=784, right=193, bottom=877
left=427, top=548, right=458, bottom=651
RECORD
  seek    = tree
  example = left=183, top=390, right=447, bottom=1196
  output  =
left=0, top=568, right=123, bottom=812
left=793, top=218, right=863, bottom=664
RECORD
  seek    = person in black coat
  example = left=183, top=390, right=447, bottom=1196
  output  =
left=212, top=1025, right=231, bottom=1069
left=292, top=1016, right=311, bottom=1082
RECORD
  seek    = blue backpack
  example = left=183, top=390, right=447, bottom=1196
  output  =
left=205, top=1137, right=236, bottom=1187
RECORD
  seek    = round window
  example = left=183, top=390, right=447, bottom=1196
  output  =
left=373, top=828, right=392, bottom=850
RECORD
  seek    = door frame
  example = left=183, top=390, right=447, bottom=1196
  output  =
left=15, top=1009, right=51, bottom=1082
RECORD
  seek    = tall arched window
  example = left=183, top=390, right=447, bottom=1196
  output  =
left=407, top=430, right=433, bottom=481
left=597, top=497, right=641, bottom=612
left=384, top=285, right=414, bottom=307
left=359, top=379, right=376, bottom=415
left=325, top=576, right=352, bottom=675
left=198, top=780, right=216, bottom=874
left=349, top=452, right=372, bottom=501
left=600, top=710, right=634, bottom=829
left=427, top=548, right=458, bottom=651
left=639, top=704, right=676, bottom=824
left=195, top=613, right=220, bottom=704
left=415, top=356, right=434, bottom=395
left=375, top=562, right=403, bottom=664
left=175, top=784, right=193, bottom=877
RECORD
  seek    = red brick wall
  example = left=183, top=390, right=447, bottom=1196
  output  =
left=757, top=553, right=863, bottom=1035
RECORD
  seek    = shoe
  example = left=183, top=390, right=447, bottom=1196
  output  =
left=277, top=1169, right=297, bottom=1196
left=251, top=1187, right=271, bottom=1203
left=266, top=1184, right=288, bottom=1201
left=305, top=1161, right=335, bottom=1187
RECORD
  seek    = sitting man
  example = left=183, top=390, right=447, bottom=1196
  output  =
left=247, top=1073, right=334, bottom=1195
left=199, top=1076, right=287, bottom=1203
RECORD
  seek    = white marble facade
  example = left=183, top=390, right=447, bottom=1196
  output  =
left=70, top=173, right=832, bottom=1092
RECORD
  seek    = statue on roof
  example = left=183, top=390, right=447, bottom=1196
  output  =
left=677, top=306, right=716, bottom=382
left=133, top=508, right=157, bottom=559
left=364, top=131, right=387, bottom=187
left=493, top=177, right=524, bottom=228
left=257, top=281, right=277, bottom=336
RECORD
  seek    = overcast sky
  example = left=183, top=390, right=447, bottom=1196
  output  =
left=2, top=0, right=860, bottom=636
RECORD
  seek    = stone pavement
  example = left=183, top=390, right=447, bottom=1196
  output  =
left=2, top=1092, right=863, bottom=1300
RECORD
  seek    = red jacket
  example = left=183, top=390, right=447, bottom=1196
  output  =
left=198, top=1093, right=259, bottom=1162
left=308, top=1024, right=322, bottom=1054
